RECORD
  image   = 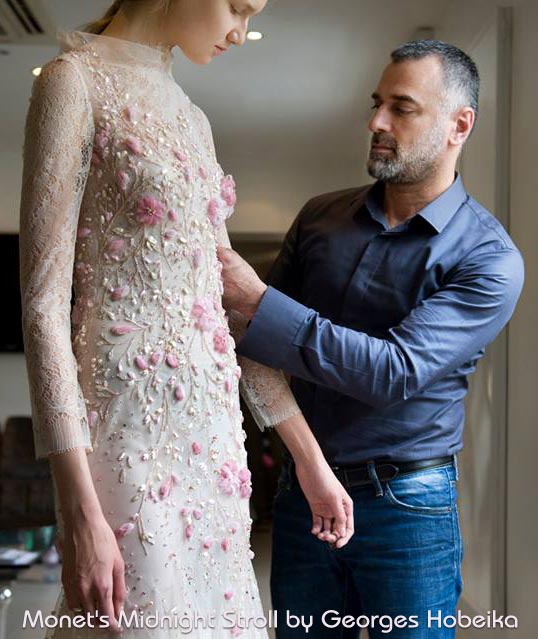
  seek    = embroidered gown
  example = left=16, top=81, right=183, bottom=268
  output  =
left=19, top=30, right=301, bottom=638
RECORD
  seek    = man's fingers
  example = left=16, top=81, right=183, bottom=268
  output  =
left=311, top=515, right=323, bottom=535
left=216, top=245, right=234, bottom=263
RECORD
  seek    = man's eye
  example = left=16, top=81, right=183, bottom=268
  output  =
left=395, top=108, right=412, bottom=115
left=370, top=104, right=380, bottom=110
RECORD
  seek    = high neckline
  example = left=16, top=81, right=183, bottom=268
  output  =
left=56, top=30, right=174, bottom=73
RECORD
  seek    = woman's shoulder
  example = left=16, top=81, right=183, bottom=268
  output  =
left=36, top=51, right=88, bottom=92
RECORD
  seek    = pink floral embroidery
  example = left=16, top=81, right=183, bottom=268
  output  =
left=174, top=385, right=185, bottom=401
left=88, top=411, right=99, bottom=429
left=221, top=538, right=230, bottom=552
left=213, top=327, right=228, bottom=354
left=192, top=297, right=217, bottom=332
left=207, top=198, right=223, bottom=227
left=192, top=442, right=202, bottom=455
left=167, top=208, right=178, bottom=222
left=217, top=461, right=251, bottom=498
left=239, top=483, right=252, bottom=499
left=123, top=105, right=137, bottom=122
left=117, top=170, right=130, bottom=191
left=114, top=522, right=135, bottom=538
left=136, top=195, right=166, bottom=226
left=107, top=238, right=126, bottom=253
left=125, top=135, right=143, bottom=155
left=192, top=248, right=203, bottom=269
left=134, top=355, right=149, bottom=371
left=164, top=229, right=176, bottom=240
left=110, top=285, right=130, bottom=301
left=224, top=378, right=233, bottom=394
left=180, top=508, right=190, bottom=518
left=221, top=175, right=237, bottom=208
left=159, top=475, right=174, bottom=499
left=202, top=538, right=214, bottom=550
left=91, top=150, right=101, bottom=166
left=111, top=324, right=139, bottom=336
left=149, top=352, right=162, bottom=366
left=193, top=509, right=203, bottom=520
left=199, top=166, right=208, bottom=180
left=173, top=149, right=187, bottom=162
left=185, top=524, right=193, bottom=540
left=166, top=353, right=179, bottom=368
left=224, top=590, right=234, bottom=601
left=77, top=227, right=91, bottom=239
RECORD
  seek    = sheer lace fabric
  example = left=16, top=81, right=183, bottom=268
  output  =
left=19, top=30, right=300, bottom=638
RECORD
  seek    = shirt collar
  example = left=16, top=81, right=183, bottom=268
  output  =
left=361, top=174, right=468, bottom=234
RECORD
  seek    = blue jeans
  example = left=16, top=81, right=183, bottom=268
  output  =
left=270, top=458, right=463, bottom=638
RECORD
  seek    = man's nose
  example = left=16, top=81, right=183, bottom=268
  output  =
left=368, top=107, right=391, bottom=133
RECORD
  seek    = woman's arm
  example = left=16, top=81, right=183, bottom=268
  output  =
left=217, top=226, right=354, bottom=547
left=19, top=57, right=125, bottom=630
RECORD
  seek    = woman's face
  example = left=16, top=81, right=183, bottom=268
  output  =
left=166, top=0, right=267, bottom=64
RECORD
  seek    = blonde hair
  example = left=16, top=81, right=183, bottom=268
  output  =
left=83, top=0, right=174, bottom=35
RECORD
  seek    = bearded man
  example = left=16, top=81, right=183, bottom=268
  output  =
left=217, top=40, right=524, bottom=638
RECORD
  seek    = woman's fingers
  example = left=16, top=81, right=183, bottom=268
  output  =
left=311, top=514, right=323, bottom=535
left=331, top=498, right=347, bottom=539
left=95, top=585, right=122, bottom=633
left=112, top=560, right=127, bottom=623
left=335, top=498, right=355, bottom=549
left=78, top=582, right=96, bottom=616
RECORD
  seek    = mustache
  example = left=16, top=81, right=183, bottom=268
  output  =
left=371, top=133, right=397, bottom=150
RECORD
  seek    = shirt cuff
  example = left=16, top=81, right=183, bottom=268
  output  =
left=237, top=286, right=310, bottom=369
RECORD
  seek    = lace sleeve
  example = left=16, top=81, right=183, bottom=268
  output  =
left=19, top=57, right=95, bottom=459
left=216, top=225, right=302, bottom=430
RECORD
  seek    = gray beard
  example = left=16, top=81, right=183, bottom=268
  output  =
left=367, top=128, right=445, bottom=184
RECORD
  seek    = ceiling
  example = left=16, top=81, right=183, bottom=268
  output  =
left=0, top=0, right=454, bottom=231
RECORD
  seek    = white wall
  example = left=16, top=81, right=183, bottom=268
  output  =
left=505, top=1, right=538, bottom=634
left=440, top=0, right=537, bottom=636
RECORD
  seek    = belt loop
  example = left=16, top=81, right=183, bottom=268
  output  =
left=366, top=461, right=384, bottom=497
left=453, top=453, right=459, bottom=481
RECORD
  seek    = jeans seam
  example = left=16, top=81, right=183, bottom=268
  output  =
left=448, top=467, right=463, bottom=598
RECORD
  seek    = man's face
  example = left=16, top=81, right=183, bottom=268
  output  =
left=367, top=56, right=452, bottom=184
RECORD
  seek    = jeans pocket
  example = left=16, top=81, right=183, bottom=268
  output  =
left=384, top=466, right=453, bottom=515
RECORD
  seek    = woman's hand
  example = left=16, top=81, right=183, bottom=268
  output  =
left=61, top=514, right=126, bottom=633
left=295, top=458, right=355, bottom=549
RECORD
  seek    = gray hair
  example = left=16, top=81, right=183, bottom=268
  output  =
left=390, top=39, right=480, bottom=118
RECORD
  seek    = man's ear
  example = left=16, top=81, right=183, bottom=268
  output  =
left=449, top=106, right=475, bottom=148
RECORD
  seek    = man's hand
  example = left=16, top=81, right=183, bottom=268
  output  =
left=217, top=246, right=268, bottom=320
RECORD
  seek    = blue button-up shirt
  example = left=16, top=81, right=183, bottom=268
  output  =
left=237, top=175, right=524, bottom=465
